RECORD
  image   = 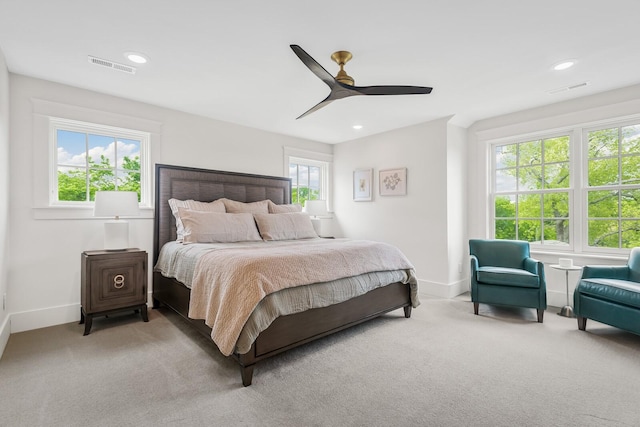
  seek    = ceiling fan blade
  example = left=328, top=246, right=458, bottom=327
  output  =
left=296, top=97, right=335, bottom=120
left=290, top=44, right=337, bottom=88
left=353, top=85, right=433, bottom=96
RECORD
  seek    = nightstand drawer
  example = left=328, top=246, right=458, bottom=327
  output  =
left=88, top=258, right=146, bottom=312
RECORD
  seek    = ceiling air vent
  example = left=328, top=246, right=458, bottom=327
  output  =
left=88, top=55, right=136, bottom=75
left=548, top=81, right=589, bottom=95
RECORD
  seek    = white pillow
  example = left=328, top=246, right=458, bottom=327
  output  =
left=178, top=209, right=262, bottom=244
left=168, top=198, right=226, bottom=242
left=253, top=212, right=318, bottom=241
left=267, top=200, right=302, bottom=213
left=220, top=198, right=270, bottom=214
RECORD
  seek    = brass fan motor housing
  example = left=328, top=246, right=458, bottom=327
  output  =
left=331, top=50, right=355, bottom=86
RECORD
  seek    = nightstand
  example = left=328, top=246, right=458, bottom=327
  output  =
left=80, top=249, right=148, bottom=335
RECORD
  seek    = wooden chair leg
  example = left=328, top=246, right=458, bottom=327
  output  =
left=537, top=309, right=544, bottom=323
left=577, top=316, right=587, bottom=331
left=473, top=302, right=479, bottom=315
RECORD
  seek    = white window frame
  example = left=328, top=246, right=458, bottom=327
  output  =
left=50, top=117, right=151, bottom=208
left=490, top=130, right=575, bottom=251
left=488, top=115, right=640, bottom=256
left=283, top=147, right=333, bottom=211
left=32, top=99, right=159, bottom=219
left=581, top=118, right=640, bottom=254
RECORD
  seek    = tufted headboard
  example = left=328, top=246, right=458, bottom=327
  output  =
left=153, top=164, right=291, bottom=264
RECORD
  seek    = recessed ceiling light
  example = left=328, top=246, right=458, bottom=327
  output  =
left=125, top=52, right=148, bottom=64
left=352, top=125, right=363, bottom=130
left=553, top=60, right=575, bottom=71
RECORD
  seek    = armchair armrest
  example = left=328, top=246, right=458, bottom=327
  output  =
left=523, top=257, right=541, bottom=275
left=470, top=254, right=479, bottom=274
left=524, top=257, right=546, bottom=290
left=581, top=265, right=629, bottom=280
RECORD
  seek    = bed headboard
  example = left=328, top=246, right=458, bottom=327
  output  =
left=153, top=164, right=292, bottom=264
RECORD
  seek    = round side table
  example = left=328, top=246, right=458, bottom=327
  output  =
left=550, top=264, right=582, bottom=318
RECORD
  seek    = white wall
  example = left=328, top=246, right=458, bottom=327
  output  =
left=446, top=122, right=468, bottom=289
left=8, top=74, right=331, bottom=333
left=467, top=83, right=640, bottom=306
left=333, top=116, right=468, bottom=298
left=0, top=49, right=10, bottom=353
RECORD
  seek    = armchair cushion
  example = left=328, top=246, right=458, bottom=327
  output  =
left=476, top=266, right=540, bottom=288
left=577, top=278, right=640, bottom=309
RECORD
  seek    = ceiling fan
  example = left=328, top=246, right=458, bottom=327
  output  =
left=290, top=44, right=433, bottom=119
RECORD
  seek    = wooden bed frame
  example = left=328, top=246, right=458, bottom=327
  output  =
left=152, top=163, right=413, bottom=386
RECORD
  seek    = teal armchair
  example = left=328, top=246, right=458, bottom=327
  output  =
left=469, top=239, right=547, bottom=322
left=574, top=247, right=640, bottom=335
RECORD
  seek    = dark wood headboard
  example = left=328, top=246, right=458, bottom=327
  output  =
left=153, top=164, right=292, bottom=264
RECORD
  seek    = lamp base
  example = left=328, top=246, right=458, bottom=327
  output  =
left=104, top=220, right=129, bottom=251
left=558, top=305, right=575, bottom=318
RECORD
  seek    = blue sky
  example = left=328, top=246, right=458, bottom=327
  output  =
left=57, top=130, right=140, bottom=169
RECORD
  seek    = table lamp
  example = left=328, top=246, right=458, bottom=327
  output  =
left=302, top=200, right=328, bottom=218
left=303, top=200, right=328, bottom=236
left=94, top=191, right=140, bottom=250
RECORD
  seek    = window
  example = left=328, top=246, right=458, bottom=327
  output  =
left=284, top=147, right=332, bottom=209
left=490, top=118, right=640, bottom=253
left=51, top=118, right=150, bottom=206
left=289, top=159, right=319, bottom=205
left=493, top=135, right=571, bottom=247
left=586, top=124, right=640, bottom=248
left=289, top=157, right=326, bottom=206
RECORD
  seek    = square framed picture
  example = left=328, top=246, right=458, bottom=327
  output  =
left=353, top=169, right=372, bottom=201
left=379, top=168, right=407, bottom=196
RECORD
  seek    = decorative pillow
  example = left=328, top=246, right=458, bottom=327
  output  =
left=253, top=212, right=318, bottom=241
left=168, top=198, right=226, bottom=242
left=220, top=198, right=270, bottom=214
left=178, top=209, right=262, bottom=244
left=267, top=200, right=302, bottom=214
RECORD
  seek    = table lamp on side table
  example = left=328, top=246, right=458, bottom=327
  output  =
left=94, top=191, right=140, bottom=251
left=303, top=200, right=328, bottom=236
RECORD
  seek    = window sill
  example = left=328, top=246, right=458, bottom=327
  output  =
left=33, top=206, right=154, bottom=220
left=531, top=249, right=628, bottom=265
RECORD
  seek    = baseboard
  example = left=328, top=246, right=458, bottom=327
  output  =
left=418, top=278, right=469, bottom=299
left=0, top=314, right=10, bottom=359
left=547, top=289, right=573, bottom=309
left=10, top=303, right=80, bottom=333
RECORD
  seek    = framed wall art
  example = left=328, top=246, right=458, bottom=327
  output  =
left=379, top=168, right=407, bottom=196
left=353, top=168, right=372, bottom=201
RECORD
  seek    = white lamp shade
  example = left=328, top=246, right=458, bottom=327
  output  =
left=303, top=200, right=328, bottom=217
left=94, top=191, right=139, bottom=250
left=94, top=191, right=140, bottom=218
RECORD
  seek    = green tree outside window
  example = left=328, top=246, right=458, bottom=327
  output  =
left=494, top=136, right=570, bottom=246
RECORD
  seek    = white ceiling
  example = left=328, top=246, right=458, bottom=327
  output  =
left=1, top=0, right=639, bottom=144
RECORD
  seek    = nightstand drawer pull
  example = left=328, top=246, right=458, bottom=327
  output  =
left=113, top=274, right=125, bottom=289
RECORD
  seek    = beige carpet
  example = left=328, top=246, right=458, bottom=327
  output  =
left=1, top=295, right=639, bottom=427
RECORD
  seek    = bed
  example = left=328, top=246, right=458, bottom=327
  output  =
left=152, top=163, right=418, bottom=386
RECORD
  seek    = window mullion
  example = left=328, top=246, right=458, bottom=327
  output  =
left=85, top=132, right=90, bottom=202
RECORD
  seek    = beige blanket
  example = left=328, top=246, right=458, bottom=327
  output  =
left=187, top=239, right=415, bottom=356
